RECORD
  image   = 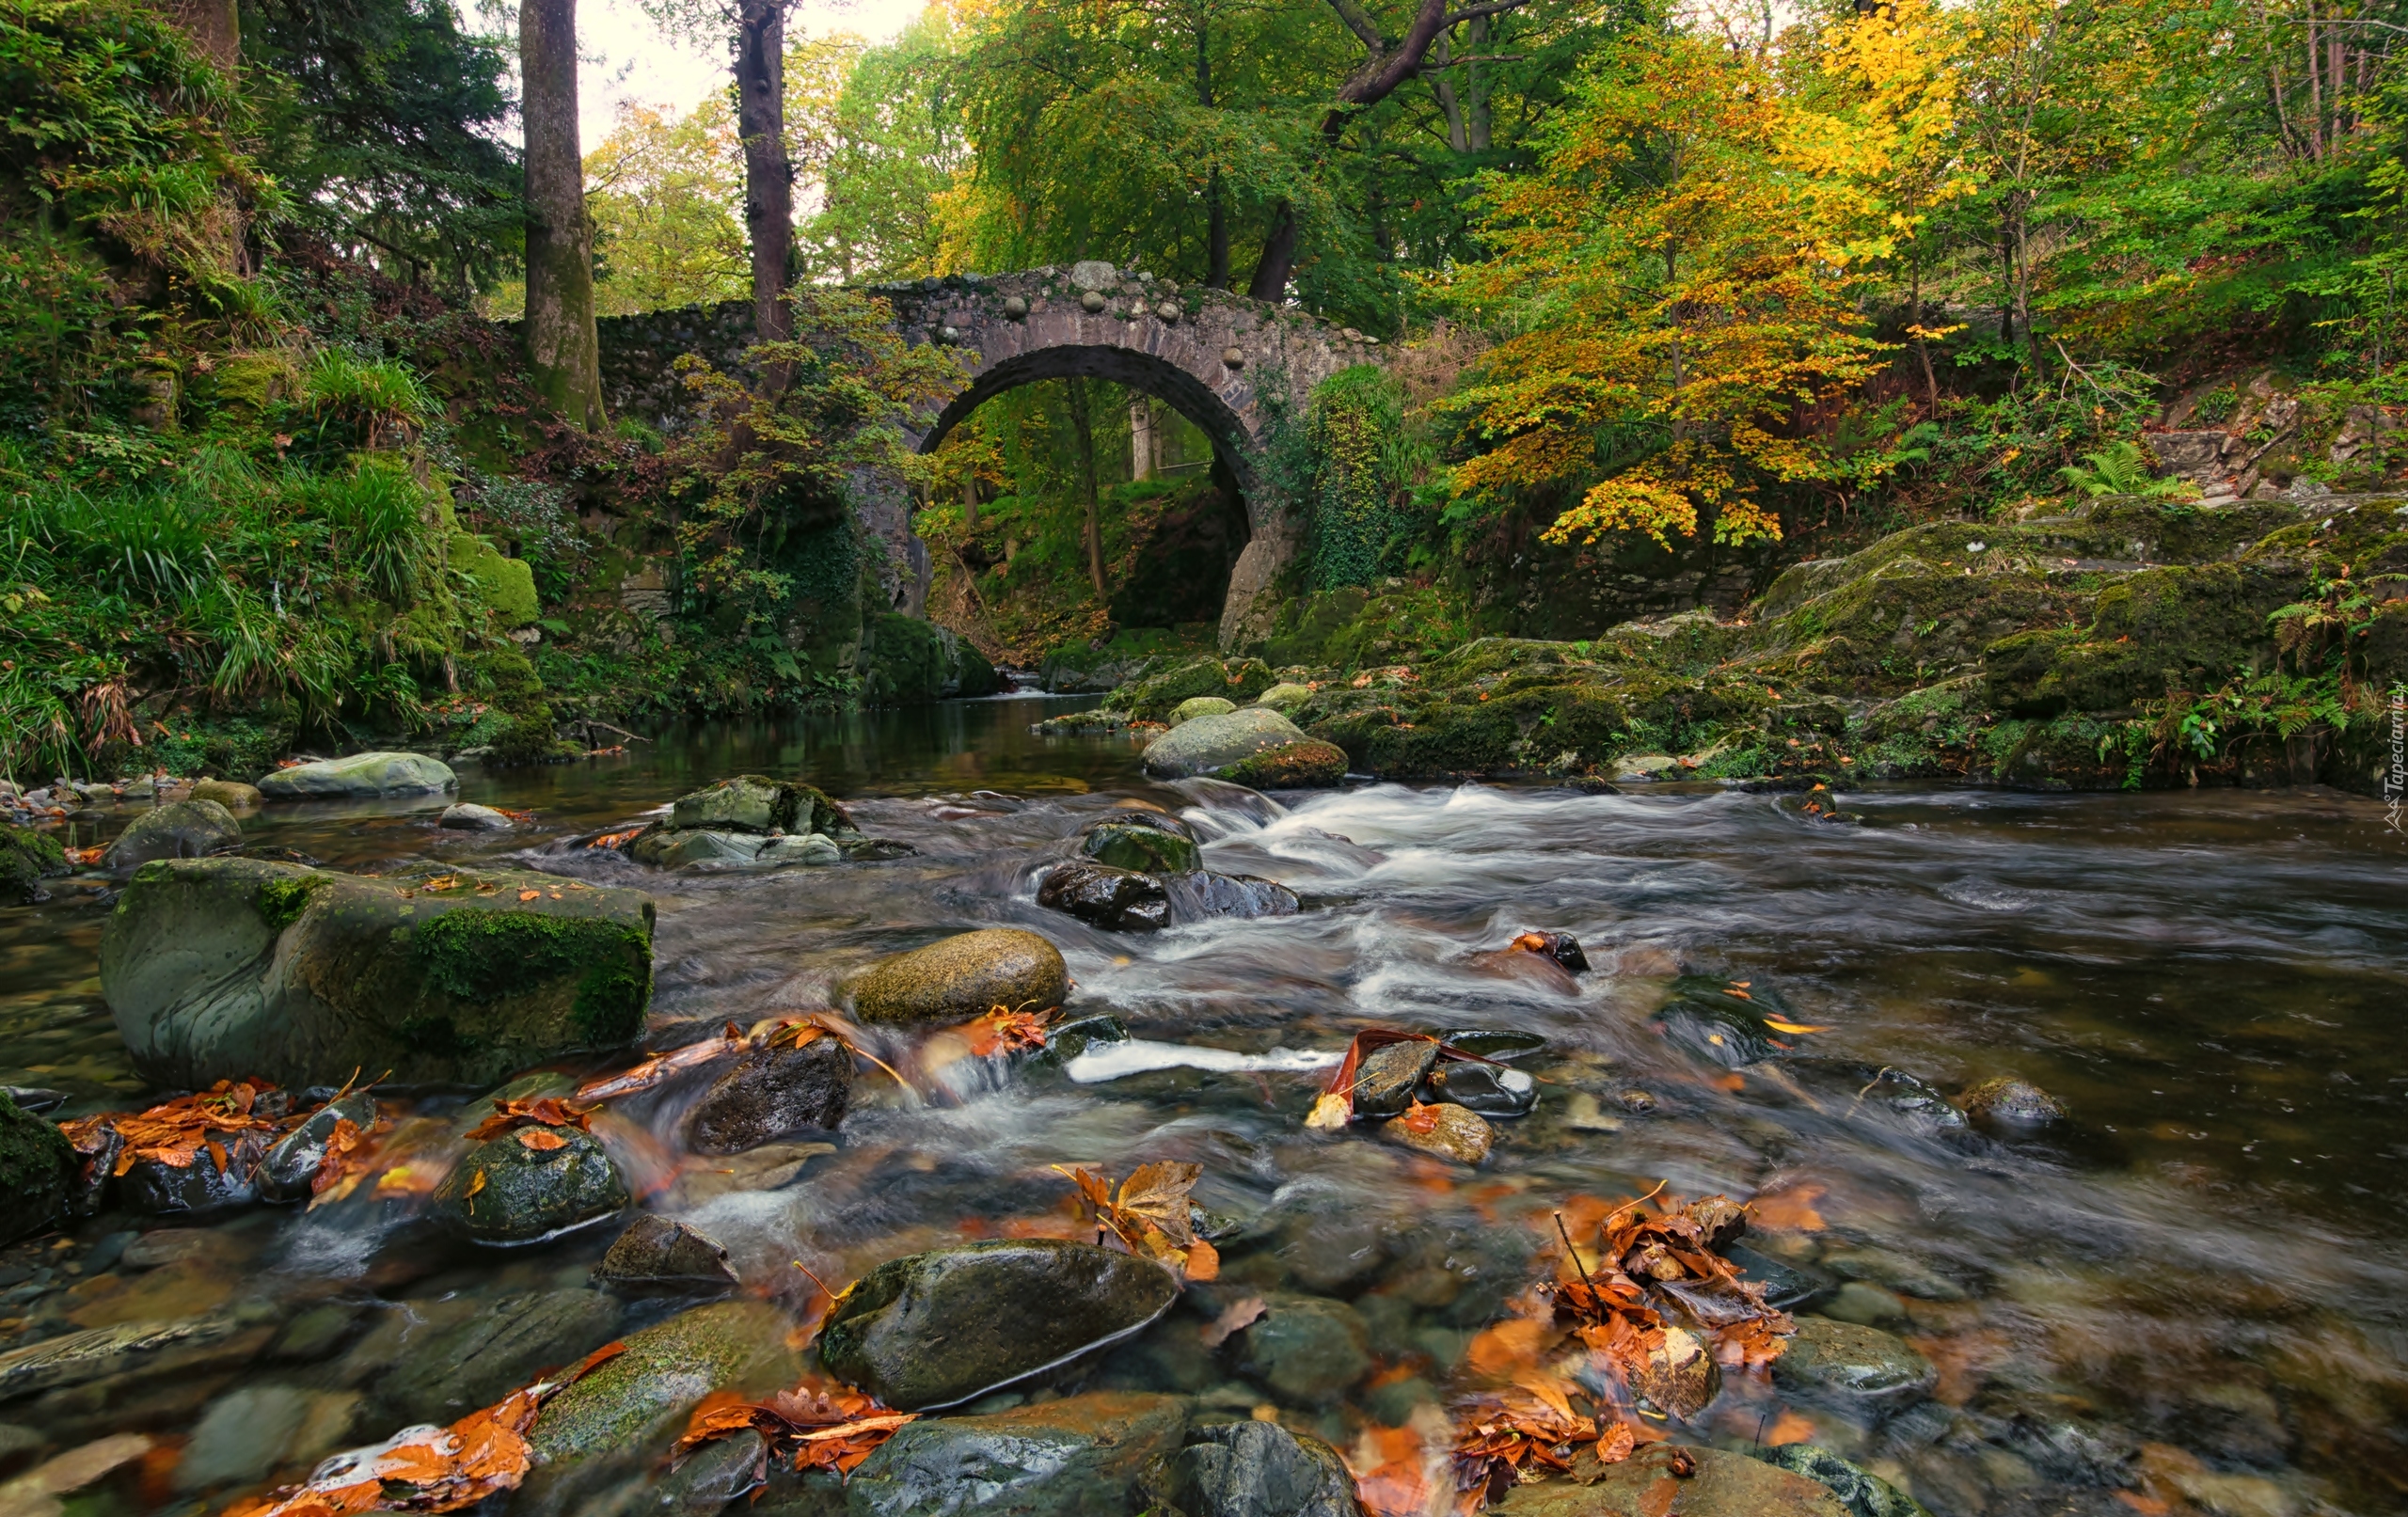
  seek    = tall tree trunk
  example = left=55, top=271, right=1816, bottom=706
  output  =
left=1196, top=11, right=1230, bottom=289
left=1432, top=29, right=1468, bottom=153
left=1069, top=380, right=1106, bottom=601
left=1909, top=257, right=1940, bottom=418
left=737, top=0, right=793, bottom=348
left=520, top=0, right=606, bottom=430
left=963, top=464, right=979, bottom=530
left=1131, top=399, right=1155, bottom=481
left=1465, top=13, right=1492, bottom=151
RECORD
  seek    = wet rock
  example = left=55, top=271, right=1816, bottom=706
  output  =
left=0, top=1091, right=74, bottom=1244
left=1650, top=978, right=1786, bottom=1068
left=1418, top=1060, right=1538, bottom=1117
left=1822, top=1282, right=1909, bottom=1329
left=1140, top=1418, right=1358, bottom=1517
left=188, top=780, right=261, bottom=810
left=1228, top=1293, right=1370, bottom=1402
left=0, top=1315, right=261, bottom=1401
left=1384, top=1102, right=1495, bottom=1165
left=3, top=1086, right=66, bottom=1114
left=1081, top=819, right=1200, bottom=875
left=1164, top=872, right=1301, bottom=923
left=1818, top=1248, right=1965, bottom=1303
left=685, top=1035, right=851, bottom=1154
left=1773, top=1318, right=1936, bottom=1398
left=256, top=751, right=456, bottom=798
left=1750, top=1444, right=1934, bottom=1517
left=103, top=799, right=239, bottom=868
left=843, top=928, right=1069, bottom=1027
left=756, top=834, right=843, bottom=866
left=271, top=1303, right=359, bottom=1362
left=1492, top=1444, right=1848, bottom=1517
left=1254, top=682, right=1312, bottom=712
left=1632, top=1325, right=1721, bottom=1418
left=1351, top=1041, right=1439, bottom=1119
left=176, top=1383, right=357, bottom=1491
left=378, top=1288, right=624, bottom=1424
left=1039, top=862, right=1169, bottom=932
left=652, top=1428, right=766, bottom=1517
left=1439, top=1029, right=1549, bottom=1061
left=101, top=858, right=654, bottom=1088
left=1515, top=931, right=1590, bottom=972
left=1724, top=1244, right=1832, bottom=1311
left=438, top=802, right=515, bottom=830
left=664, top=1140, right=834, bottom=1208
left=1041, top=1013, right=1132, bottom=1063
left=1141, top=709, right=1316, bottom=780
left=120, top=1129, right=269, bottom=1214
left=260, top=1092, right=376, bottom=1204
left=818, top=1240, right=1180, bottom=1410
left=1959, top=1076, right=2067, bottom=1128
left=628, top=777, right=900, bottom=870
left=843, top=1391, right=1187, bottom=1517
left=593, top=1215, right=740, bottom=1295
left=1172, top=697, right=1237, bottom=725
left=630, top=829, right=770, bottom=868
left=433, top=1128, right=628, bottom=1245
left=1217, top=739, right=1349, bottom=789
left=1789, top=1063, right=1966, bottom=1136
left=527, top=1299, right=796, bottom=1467
left=672, top=776, right=848, bottom=835
left=4, top=1432, right=156, bottom=1511
left=0, top=824, right=69, bottom=905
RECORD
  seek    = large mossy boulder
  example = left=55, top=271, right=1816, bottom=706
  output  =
left=842, top=928, right=1069, bottom=1026
left=256, top=751, right=456, bottom=798
left=1117, top=657, right=1275, bottom=722
left=0, top=1091, right=73, bottom=1244
left=103, top=798, right=240, bottom=868
left=1217, top=739, right=1348, bottom=789
left=842, top=1392, right=1188, bottom=1516
left=433, top=1128, right=629, bottom=1244
left=818, top=1240, right=1180, bottom=1410
left=672, top=775, right=856, bottom=836
left=1140, top=709, right=1316, bottom=779
left=101, top=858, right=655, bottom=1088
left=1, top=824, right=69, bottom=906
left=1080, top=816, right=1199, bottom=874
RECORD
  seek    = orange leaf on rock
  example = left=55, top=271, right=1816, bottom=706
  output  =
left=1200, top=1296, right=1266, bottom=1348
left=1595, top=1421, right=1637, bottom=1463
left=1748, top=1183, right=1826, bottom=1231
left=465, top=1097, right=595, bottom=1142
left=517, top=890, right=542, bottom=901
left=515, top=1129, right=569, bottom=1152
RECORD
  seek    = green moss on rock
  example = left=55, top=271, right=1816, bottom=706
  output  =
left=0, top=1091, right=73, bottom=1243
left=2, top=825, right=69, bottom=906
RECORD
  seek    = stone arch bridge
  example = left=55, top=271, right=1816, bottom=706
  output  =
left=595, top=261, right=1389, bottom=645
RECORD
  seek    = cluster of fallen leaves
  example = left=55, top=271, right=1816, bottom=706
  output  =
left=587, top=827, right=644, bottom=850
left=1718, top=980, right=1832, bottom=1037
left=1053, top=1161, right=1218, bottom=1281
left=1446, top=1191, right=1796, bottom=1510
left=60, top=1080, right=293, bottom=1179
left=673, top=1380, right=915, bottom=1482
left=464, top=1096, right=596, bottom=1148
left=959, top=1004, right=1054, bottom=1059
left=223, top=1342, right=626, bottom=1517
left=1305, top=1029, right=1509, bottom=1130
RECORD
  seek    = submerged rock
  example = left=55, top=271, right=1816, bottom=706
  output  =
left=684, top=1035, right=851, bottom=1154
left=1140, top=1419, right=1358, bottom=1517
left=433, top=1128, right=628, bottom=1245
left=377, top=1288, right=624, bottom=1424
left=1039, top=862, right=1169, bottom=932
left=1494, top=1445, right=1849, bottom=1517
left=1384, top=1101, right=1496, bottom=1164
left=1080, top=817, right=1200, bottom=875
left=1228, top=1293, right=1370, bottom=1402
left=256, top=752, right=455, bottom=798
left=1630, top=1324, right=1721, bottom=1418
left=103, top=799, right=240, bottom=868
left=1140, top=709, right=1316, bottom=780
left=1750, top=1445, right=1934, bottom=1517
left=1650, top=977, right=1791, bottom=1068
left=259, top=1092, right=376, bottom=1204
left=438, top=803, right=515, bottom=830
left=100, top=858, right=654, bottom=1088
left=593, top=1214, right=741, bottom=1295
left=0, top=1090, right=75, bottom=1243
left=1724, top=1244, right=1832, bottom=1312
left=1, top=824, right=69, bottom=905
left=1773, top=1317, right=1936, bottom=1397
left=629, top=829, right=768, bottom=868
left=844, top=1391, right=1187, bottom=1517
left=817, top=1240, right=1180, bottom=1410
left=1960, top=1076, right=2067, bottom=1128
left=843, top=928, right=1069, bottom=1026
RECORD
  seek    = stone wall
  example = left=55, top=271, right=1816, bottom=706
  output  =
left=594, top=301, right=756, bottom=435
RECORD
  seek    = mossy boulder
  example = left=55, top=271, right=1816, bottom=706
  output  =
left=450, top=532, right=540, bottom=627
left=629, top=776, right=897, bottom=869
left=1, top=824, right=69, bottom=906
left=1219, top=739, right=1349, bottom=789
left=1117, top=657, right=1275, bottom=722
left=101, top=858, right=655, bottom=1088
left=1140, top=709, right=1317, bottom=779
left=1170, top=696, right=1236, bottom=725
left=670, top=775, right=856, bottom=837
left=1254, top=681, right=1313, bottom=712
left=0, top=1091, right=73, bottom=1243
left=256, top=751, right=456, bottom=798
left=818, top=1240, right=1181, bottom=1410
left=433, top=1128, right=628, bottom=1244
left=103, top=798, right=241, bottom=869
left=842, top=928, right=1069, bottom=1025
left=862, top=612, right=953, bottom=703
left=1080, top=819, right=1200, bottom=874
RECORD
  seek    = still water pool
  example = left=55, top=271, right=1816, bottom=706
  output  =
left=2, top=693, right=2403, bottom=1517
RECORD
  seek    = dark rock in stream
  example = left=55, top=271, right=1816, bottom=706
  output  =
left=1228, top=1293, right=1370, bottom=1402
left=1164, top=871, right=1300, bottom=923
left=593, top=1214, right=741, bottom=1295
left=1351, top=1041, right=1440, bottom=1119
left=817, top=1240, right=1180, bottom=1410
left=121, top=1129, right=271, bottom=1214
left=0, top=1091, right=74, bottom=1243
left=1724, top=1243, right=1833, bottom=1311
left=1438, top=1029, right=1548, bottom=1061
left=1517, top=930, right=1590, bottom=972
left=1418, top=1059, right=1537, bottom=1116
left=1, top=823, right=70, bottom=906
left=1040, top=1013, right=1133, bottom=1063
left=1139, top=1418, right=1359, bottom=1517
left=260, top=1092, right=376, bottom=1203
left=843, top=1391, right=1187, bottom=1517
left=1493, top=1445, right=1848, bottom=1517
left=1773, top=1317, right=1937, bottom=1398
left=433, top=1128, right=628, bottom=1244
left=377, top=1288, right=624, bottom=1423
left=1080, top=817, right=1200, bottom=875
left=1749, top=1444, right=1936, bottom=1517
left=843, top=929, right=1069, bottom=1026
left=652, top=1428, right=767, bottom=1517
left=1385, top=1101, right=1497, bottom=1163
left=103, top=798, right=241, bottom=868
left=1960, top=1076, right=2067, bottom=1128
left=1039, top=862, right=1170, bottom=932
left=1650, top=977, right=1792, bottom=1068
left=685, top=1035, right=851, bottom=1153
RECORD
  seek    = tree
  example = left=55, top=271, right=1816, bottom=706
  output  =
left=520, top=0, right=606, bottom=428
left=644, top=0, right=795, bottom=344
left=585, top=98, right=748, bottom=314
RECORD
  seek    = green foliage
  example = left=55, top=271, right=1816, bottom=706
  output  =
left=2056, top=441, right=2198, bottom=499
left=1298, top=367, right=1431, bottom=590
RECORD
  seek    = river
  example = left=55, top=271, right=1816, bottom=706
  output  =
left=3, top=692, right=2404, bottom=1516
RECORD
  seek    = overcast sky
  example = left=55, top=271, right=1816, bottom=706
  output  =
left=570, top=0, right=927, bottom=144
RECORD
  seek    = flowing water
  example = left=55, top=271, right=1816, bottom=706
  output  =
left=3, top=693, right=2405, bottom=1516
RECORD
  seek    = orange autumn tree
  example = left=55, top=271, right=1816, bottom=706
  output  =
left=1442, top=25, right=1892, bottom=550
